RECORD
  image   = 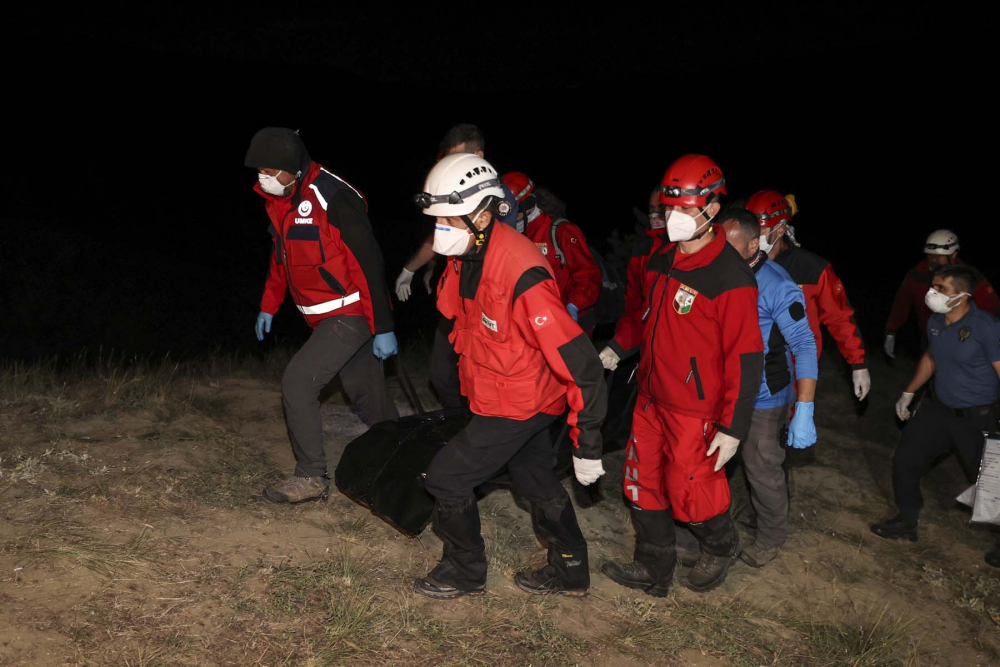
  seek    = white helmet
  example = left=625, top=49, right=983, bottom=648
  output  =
left=925, top=229, right=959, bottom=255
left=415, top=153, right=505, bottom=217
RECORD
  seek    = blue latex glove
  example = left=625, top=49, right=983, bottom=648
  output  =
left=567, top=303, right=579, bottom=322
left=373, top=332, right=398, bottom=360
left=787, top=401, right=817, bottom=449
left=255, top=312, right=273, bottom=341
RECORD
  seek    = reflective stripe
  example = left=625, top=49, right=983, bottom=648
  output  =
left=296, top=291, right=361, bottom=315
left=308, top=183, right=328, bottom=211
left=320, top=167, right=365, bottom=202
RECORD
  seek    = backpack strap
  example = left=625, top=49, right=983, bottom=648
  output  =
left=549, top=218, right=568, bottom=269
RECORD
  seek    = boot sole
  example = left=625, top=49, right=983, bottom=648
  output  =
left=601, top=565, right=671, bottom=598
left=261, top=489, right=329, bottom=505
left=413, top=580, right=486, bottom=600
left=869, top=526, right=917, bottom=542
left=514, top=578, right=589, bottom=598
left=686, top=553, right=739, bottom=593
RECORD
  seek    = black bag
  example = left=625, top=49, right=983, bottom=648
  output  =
left=549, top=218, right=625, bottom=329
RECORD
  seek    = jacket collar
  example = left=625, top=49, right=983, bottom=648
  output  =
left=670, top=224, right=727, bottom=270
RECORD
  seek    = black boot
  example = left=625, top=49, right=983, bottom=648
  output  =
left=870, top=514, right=918, bottom=542
left=515, top=495, right=590, bottom=596
left=686, top=512, right=741, bottom=592
left=416, top=497, right=487, bottom=599
left=602, top=505, right=676, bottom=597
left=986, top=545, right=1000, bottom=568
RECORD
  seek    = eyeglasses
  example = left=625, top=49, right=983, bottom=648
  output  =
left=660, top=177, right=726, bottom=199
left=414, top=178, right=502, bottom=209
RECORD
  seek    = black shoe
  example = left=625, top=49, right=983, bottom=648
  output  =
left=687, top=535, right=741, bottom=593
left=870, top=516, right=918, bottom=542
left=514, top=565, right=588, bottom=597
left=602, top=560, right=671, bottom=597
left=986, top=548, right=1000, bottom=568
left=414, top=575, right=486, bottom=600
left=676, top=543, right=699, bottom=568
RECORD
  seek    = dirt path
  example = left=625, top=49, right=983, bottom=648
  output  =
left=1, top=354, right=998, bottom=665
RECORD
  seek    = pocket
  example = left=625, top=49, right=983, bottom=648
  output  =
left=469, top=369, right=537, bottom=416
left=285, top=225, right=325, bottom=266
left=688, top=357, right=705, bottom=401
left=318, top=267, right=346, bottom=295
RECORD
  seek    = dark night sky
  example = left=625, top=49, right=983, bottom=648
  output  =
left=3, top=4, right=988, bottom=360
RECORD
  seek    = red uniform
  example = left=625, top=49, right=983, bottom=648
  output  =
left=524, top=211, right=602, bottom=319
left=258, top=162, right=393, bottom=335
left=885, top=258, right=1000, bottom=345
left=608, top=228, right=667, bottom=358
left=774, top=246, right=866, bottom=369
left=616, top=228, right=764, bottom=522
left=437, top=222, right=605, bottom=458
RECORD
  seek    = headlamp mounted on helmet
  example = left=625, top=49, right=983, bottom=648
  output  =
left=659, top=177, right=726, bottom=201
left=414, top=177, right=504, bottom=210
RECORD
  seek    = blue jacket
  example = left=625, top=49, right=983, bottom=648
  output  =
left=749, top=252, right=818, bottom=409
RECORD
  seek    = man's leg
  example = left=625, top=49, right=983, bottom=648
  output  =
left=419, top=412, right=555, bottom=598
left=504, top=414, right=590, bottom=595
left=740, top=403, right=792, bottom=567
left=429, top=316, right=465, bottom=409
left=337, top=317, right=399, bottom=425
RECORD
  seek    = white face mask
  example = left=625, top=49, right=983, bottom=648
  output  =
left=925, top=288, right=969, bottom=314
left=648, top=211, right=665, bottom=230
left=758, top=222, right=786, bottom=253
left=432, top=223, right=473, bottom=256
left=666, top=208, right=715, bottom=242
left=259, top=171, right=293, bottom=196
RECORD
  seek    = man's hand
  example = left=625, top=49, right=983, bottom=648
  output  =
left=599, top=347, right=620, bottom=371
left=567, top=303, right=579, bottom=322
left=707, top=432, right=739, bottom=472
left=883, top=334, right=896, bottom=359
left=787, top=402, right=817, bottom=449
left=573, top=456, right=605, bottom=486
left=255, top=312, right=273, bottom=341
left=853, top=369, right=871, bottom=401
left=895, top=392, right=915, bottom=421
left=394, top=268, right=415, bottom=301
left=373, top=332, right=399, bottom=360
left=421, top=265, right=435, bottom=295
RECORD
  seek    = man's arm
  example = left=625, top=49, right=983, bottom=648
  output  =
left=404, top=232, right=437, bottom=272
left=773, top=282, right=818, bottom=402
left=608, top=237, right=657, bottom=359
left=512, top=268, right=607, bottom=460
left=885, top=273, right=915, bottom=335
left=260, top=227, right=287, bottom=315
left=714, top=285, right=765, bottom=442
left=815, top=264, right=867, bottom=369
left=974, top=278, right=1000, bottom=317
left=558, top=224, right=602, bottom=313
left=904, top=349, right=936, bottom=394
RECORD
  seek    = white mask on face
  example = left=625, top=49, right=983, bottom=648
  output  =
left=648, top=211, right=665, bottom=230
left=758, top=222, right=785, bottom=253
left=259, top=171, right=292, bottom=196
left=666, top=208, right=715, bottom=242
left=525, top=206, right=542, bottom=224
left=432, top=223, right=473, bottom=256
left=925, top=288, right=969, bottom=314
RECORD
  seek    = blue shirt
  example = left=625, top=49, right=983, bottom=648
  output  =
left=750, top=253, right=819, bottom=409
left=499, top=183, right=520, bottom=229
left=928, top=304, right=1000, bottom=408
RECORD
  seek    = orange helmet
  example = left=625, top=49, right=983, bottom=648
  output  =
left=501, top=171, right=535, bottom=203
left=746, top=191, right=793, bottom=229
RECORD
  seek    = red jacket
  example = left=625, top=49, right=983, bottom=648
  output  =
left=437, top=222, right=606, bottom=459
left=628, top=228, right=764, bottom=442
left=524, top=212, right=602, bottom=317
left=774, top=246, right=866, bottom=370
left=258, top=162, right=393, bottom=334
left=885, top=258, right=1000, bottom=344
left=609, top=228, right=667, bottom=357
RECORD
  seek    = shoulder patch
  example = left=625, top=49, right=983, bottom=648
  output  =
left=789, top=302, right=806, bottom=321
left=530, top=308, right=555, bottom=331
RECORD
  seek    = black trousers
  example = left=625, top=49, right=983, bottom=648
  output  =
left=892, top=396, right=997, bottom=521
left=429, top=315, right=465, bottom=410
left=424, top=411, right=589, bottom=590
left=281, top=315, right=399, bottom=478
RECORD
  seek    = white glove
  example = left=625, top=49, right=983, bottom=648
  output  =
left=852, top=369, right=871, bottom=401
left=573, top=456, right=605, bottom=486
left=599, top=346, right=620, bottom=371
left=395, top=268, right=414, bottom=301
left=895, top=392, right=915, bottom=421
left=706, top=432, right=739, bottom=472
left=883, top=335, right=896, bottom=359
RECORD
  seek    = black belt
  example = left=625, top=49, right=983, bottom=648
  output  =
left=947, top=402, right=999, bottom=419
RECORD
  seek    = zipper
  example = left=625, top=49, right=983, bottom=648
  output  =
left=688, top=357, right=705, bottom=400
left=277, top=210, right=308, bottom=314
left=643, top=276, right=670, bottom=409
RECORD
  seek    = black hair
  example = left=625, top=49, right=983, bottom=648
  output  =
left=439, top=124, right=485, bottom=155
left=721, top=207, right=759, bottom=242
left=932, top=264, right=976, bottom=295
left=534, top=187, right=567, bottom=220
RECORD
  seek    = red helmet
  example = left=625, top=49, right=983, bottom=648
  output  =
left=659, top=155, right=726, bottom=207
left=746, top=190, right=793, bottom=229
left=501, top=171, right=535, bottom=203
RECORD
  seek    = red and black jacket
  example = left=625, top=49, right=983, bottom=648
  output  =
left=773, top=246, right=866, bottom=369
left=885, top=258, right=1000, bottom=345
left=437, top=221, right=606, bottom=459
left=524, top=211, right=602, bottom=316
left=609, top=228, right=667, bottom=358
left=633, top=228, right=764, bottom=442
left=258, top=162, right=393, bottom=334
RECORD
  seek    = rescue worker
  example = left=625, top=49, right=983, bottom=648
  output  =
left=501, top=172, right=603, bottom=330
left=393, top=124, right=518, bottom=409
left=723, top=209, right=819, bottom=567
left=871, top=265, right=1000, bottom=543
left=246, top=127, right=399, bottom=504
left=413, top=154, right=607, bottom=599
left=602, top=155, right=765, bottom=595
left=748, top=191, right=871, bottom=401
left=884, top=230, right=1000, bottom=356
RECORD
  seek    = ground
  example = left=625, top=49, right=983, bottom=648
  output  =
left=1, top=348, right=999, bottom=666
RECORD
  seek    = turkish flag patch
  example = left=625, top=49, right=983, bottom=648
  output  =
left=530, top=308, right=556, bottom=331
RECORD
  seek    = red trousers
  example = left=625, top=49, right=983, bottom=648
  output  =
left=622, top=397, right=731, bottom=522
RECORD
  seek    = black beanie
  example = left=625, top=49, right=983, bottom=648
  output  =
left=244, top=127, right=311, bottom=176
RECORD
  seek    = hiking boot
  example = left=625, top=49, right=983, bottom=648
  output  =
left=515, top=564, right=588, bottom=598
left=602, top=560, right=671, bottom=598
left=687, top=534, right=741, bottom=592
left=986, top=546, right=1000, bottom=569
left=675, top=525, right=700, bottom=568
left=262, top=475, right=329, bottom=504
left=739, top=541, right=780, bottom=568
left=870, top=515, right=917, bottom=542
left=414, top=575, right=486, bottom=600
